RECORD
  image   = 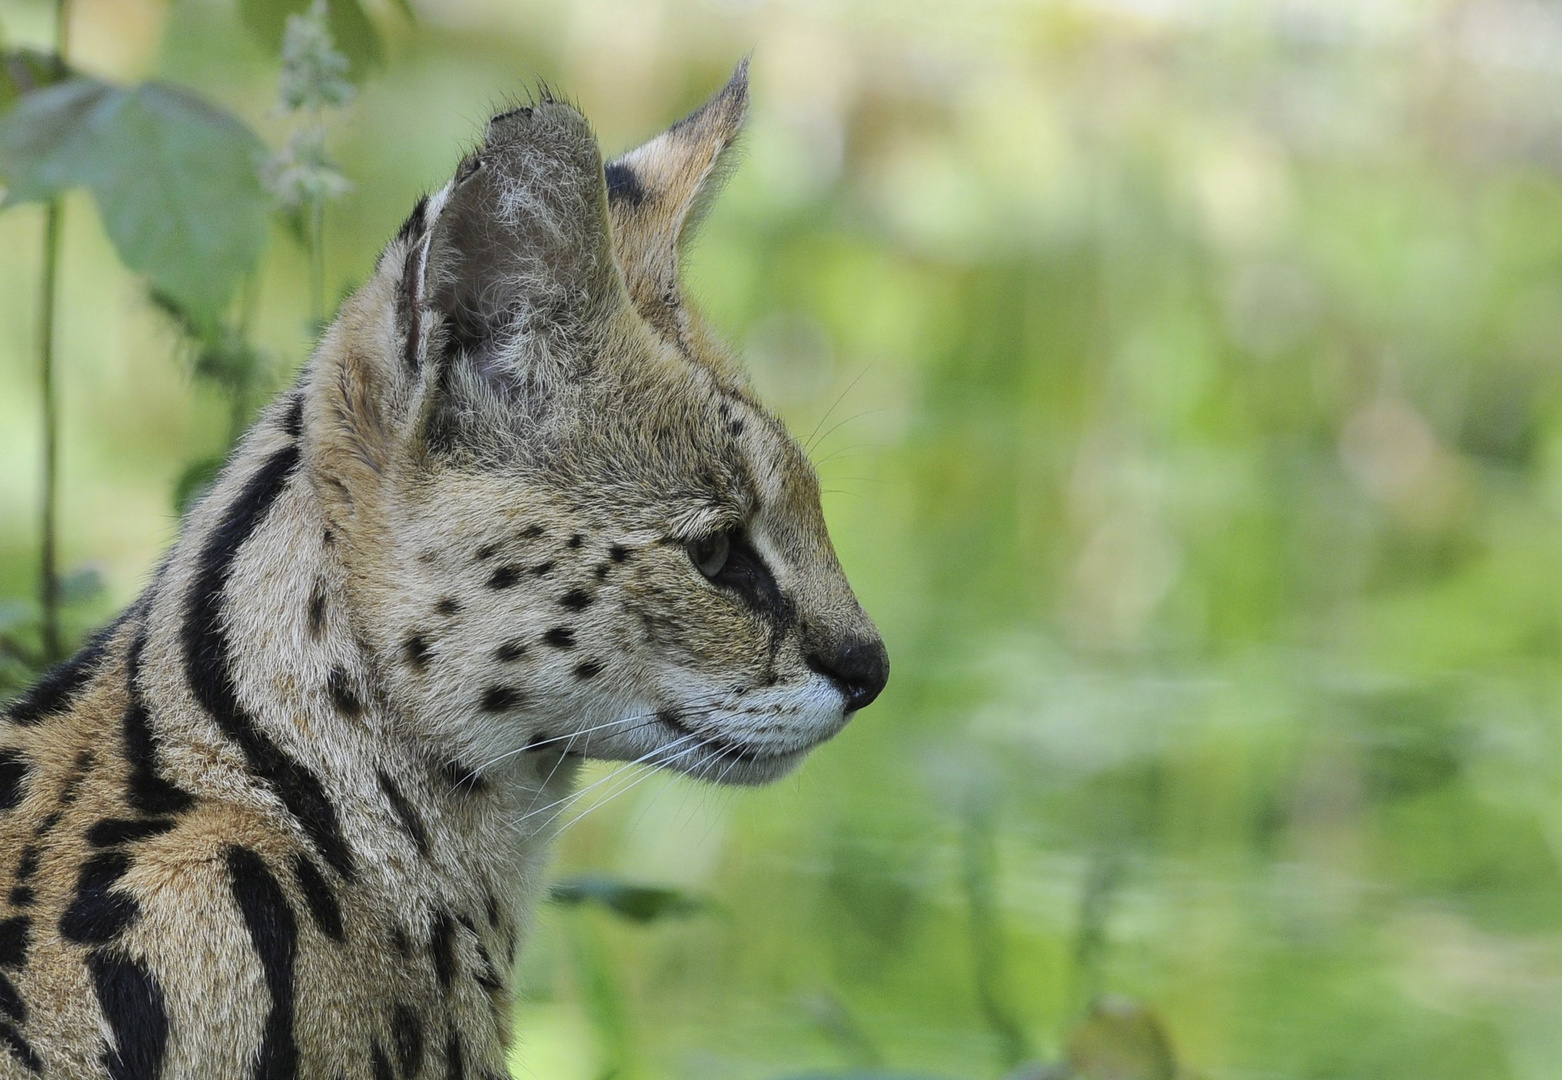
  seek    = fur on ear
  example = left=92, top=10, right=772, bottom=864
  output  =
left=418, top=95, right=624, bottom=376
left=605, top=58, right=749, bottom=344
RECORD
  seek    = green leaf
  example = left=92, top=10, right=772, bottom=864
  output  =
left=0, top=599, right=37, bottom=635
left=387, top=0, right=418, bottom=22
left=57, top=565, right=104, bottom=605
left=238, top=0, right=383, bottom=76
left=0, top=48, right=69, bottom=113
left=549, top=875, right=709, bottom=923
left=174, top=457, right=225, bottom=517
left=0, top=78, right=270, bottom=323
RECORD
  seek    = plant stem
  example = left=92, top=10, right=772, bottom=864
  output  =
left=38, top=0, right=71, bottom=664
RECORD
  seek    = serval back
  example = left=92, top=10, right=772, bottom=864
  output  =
left=0, top=60, right=887, bottom=1079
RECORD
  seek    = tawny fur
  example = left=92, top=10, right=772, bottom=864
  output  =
left=0, top=61, right=885, bottom=1080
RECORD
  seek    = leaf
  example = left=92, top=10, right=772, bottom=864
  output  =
left=549, top=875, right=709, bottom=923
left=238, top=0, right=383, bottom=76
left=1066, top=997, right=1178, bottom=1080
left=0, top=78, right=270, bottom=324
left=174, top=457, right=225, bottom=517
left=56, top=565, right=104, bottom=605
left=387, top=0, right=418, bottom=22
left=0, top=599, right=37, bottom=635
left=0, top=48, right=69, bottom=113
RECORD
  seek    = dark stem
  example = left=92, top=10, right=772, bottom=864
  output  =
left=38, top=0, right=72, bottom=664
left=38, top=197, right=63, bottom=663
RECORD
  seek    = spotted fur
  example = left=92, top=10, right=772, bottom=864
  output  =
left=0, top=61, right=886, bottom=1079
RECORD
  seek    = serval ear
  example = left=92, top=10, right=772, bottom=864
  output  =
left=412, top=95, right=624, bottom=384
left=605, top=58, right=749, bottom=345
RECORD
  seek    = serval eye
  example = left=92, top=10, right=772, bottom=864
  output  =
left=687, top=532, right=731, bottom=579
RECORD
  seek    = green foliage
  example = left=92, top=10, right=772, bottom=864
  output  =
left=550, top=875, right=711, bottom=924
left=238, top=0, right=384, bottom=78
left=0, top=77, right=269, bottom=326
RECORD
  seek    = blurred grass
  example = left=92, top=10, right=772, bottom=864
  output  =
left=7, top=0, right=1562, bottom=1077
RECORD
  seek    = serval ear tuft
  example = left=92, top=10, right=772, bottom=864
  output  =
left=605, top=57, right=749, bottom=345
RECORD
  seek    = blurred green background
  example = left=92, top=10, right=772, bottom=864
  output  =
left=6, top=0, right=1562, bottom=1077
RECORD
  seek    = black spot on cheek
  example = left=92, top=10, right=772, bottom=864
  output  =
left=494, top=640, right=527, bottom=663
left=487, top=565, right=520, bottom=590
left=531, top=560, right=555, bottom=577
left=593, top=563, right=610, bottom=581
left=393, top=1001, right=425, bottom=1078
left=0, top=917, right=30, bottom=968
left=609, top=545, right=632, bottom=563
left=436, top=597, right=462, bottom=616
left=558, top=589, right=593, bottom=611
left=521, top=525, right=544, bottom=539
left=430, top=911, right=456, bottom=991
left=327, top=667, right=362, bottom=717
left=475, top=542, right=499, bottom=561
left=371, top=1042, right=395, bottom=1080
left=480, top=686, right=524, bottom=713
left=404, top=634, right=432, bottom=670
left=0, top=751, right=29, bottom=811
left=573, top=660, right=604, bottom=681
left=729, top=419, right=745, bottom=436
left=307, top=586, right=326, bottom=640
left=7, top=888, right=33, bottom=909
left=568, top=533, right=585, bottom=549
left=542, top=628, right=575, bottom=649
left=378, top=771, right=431, bottom=858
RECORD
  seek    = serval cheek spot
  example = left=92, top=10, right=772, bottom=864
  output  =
left=542, top=627, right=575, bottom=649
left=307, top=585, right=326, bottom=640
left=573, top=660, right=603, bottom=681
left=567, top=533, right=585, bottom=550
left=494, top=640, right=527, bottom=663
left=404, top=634, right=432, bottom=670
left=521, top=524, right=545, bottom=540
left=429, top=911, right=456, bottom=992
left=609, top=544, right=632, bottom=563
left=418, top=548, right=439, bottom=565
left=7, top=887, right=33, bottom=908
left=371, top=1042, right=394, bottom=1080
left=559, top=589, right=593, bottom=611
left=475, top=542, right=500, bottom=561
left=393, top=1001, right=425, bottom=1077
left=378, top=771, right=431, bottom=857
left=593, top=562, right=611, bottom=581
left=436, top=597, right=462, bottom=617
left=487, top=565, right=521, bottom=590
left=531, top=560, right=556, bottom=577
left=328, top=667, right=362, bottom=717
left=480, top=686, right=524, bottom=713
